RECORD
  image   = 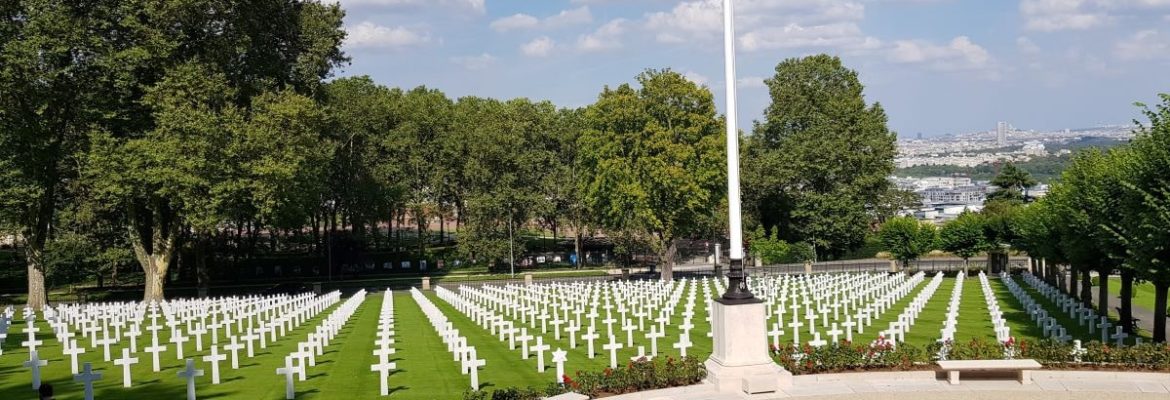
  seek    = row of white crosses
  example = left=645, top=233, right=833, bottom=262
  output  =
left=370, top=290, right=397, bottom=396
left=411, top=288, right=486, bottom=390
left=1018, top=272, right=1133, bottom=346
left=440, top=277, right=704, bottom=374
left=977, top=272, right=1012, bottom=343
left=873, top=272, right=945, bottom=346
left=938, top=271, right=967, bottom=343
left=753, top=272, right=928, bottom=349
left=277, top=289, right=367, bottom=400
left=17, top=290, right=342, bottom=400
left=436, top=286, right=568, bottom=382
left=1000, top=273, right=1074, bottom=343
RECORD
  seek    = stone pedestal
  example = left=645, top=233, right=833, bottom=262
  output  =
left=421, top=277, right=431, bottom=290
left=524, top=273, right=533, bottom=285
left=804, top=261, right=812, bottom=275
left=705, top=300, right=792, bottom=393
left=889, top=260, right=899, bottom=273
left=313, top=282, right=323, bottom=295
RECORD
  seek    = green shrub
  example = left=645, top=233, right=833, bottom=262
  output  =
left=568, top=355, right=705, bottom=397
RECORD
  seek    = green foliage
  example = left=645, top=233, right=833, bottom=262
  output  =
left=876, top=216, right=937, bottom=266
left=567, top=356, right=706, bottom=397
left=987, top=162, right=1038, bottom=204
left=744, top=54, right=898, bottom=259
left=938, top=212, right=988, bottom=261
left=749, top=226, right=814, bottom=264
left=579, top=69, right=726, bottom=279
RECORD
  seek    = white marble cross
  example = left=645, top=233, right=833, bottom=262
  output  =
left=533, top=336, right=551, bottom=371
left=177, top=358, right=205, bottom=400
left=63, top=339, right=85, bottom=374
left=276, top=356, right=300, bottom=400
left=24, top=350, right=48, bottom=390
left=172, top=333, right=190, bottom=359
left=224, top=336, right=244, bottom=369
left=582, top=329, right=600, bottom=359
left=114, top=347, right=140, bottom=387
left=74, top=362, right=102, bottom=400
left=467, top=349, right=486, bottom=390
left=203, top=345, right=227, bottom=384
left=517, top=329, right=534, bottom=359
left=371, top=359, right=397, bottom=396
left=603, top=335, right=624, bottom=368
left=145, top=342, right=167, bottom=372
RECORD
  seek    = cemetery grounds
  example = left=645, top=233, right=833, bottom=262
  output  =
left=0, top=270, right=1146, bottom=399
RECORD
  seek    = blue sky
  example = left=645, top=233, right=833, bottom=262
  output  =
left=333, top=0, right=1170, bottom=137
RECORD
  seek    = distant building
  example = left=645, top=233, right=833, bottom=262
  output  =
left=919, top=186, right=986, bottom=204
left=996, top=121, right=1009, bottom=146
left=1022, top=141, right=1046, bottom=156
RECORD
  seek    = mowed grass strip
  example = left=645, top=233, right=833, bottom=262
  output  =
left=392, top=292, right=475, bottom=397
left=900, top=275, right=956, bottom=345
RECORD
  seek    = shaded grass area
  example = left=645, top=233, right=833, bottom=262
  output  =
left=1106, top=277, right=1163, bottom=314
left=862, top=274, right=935, bottom=345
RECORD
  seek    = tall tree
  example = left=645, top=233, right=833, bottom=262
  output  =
left=81, top=0, right=346, bottom=301
left=987, top=163, right=1038, bottom=204
left=877, top=216, right=937, bottom=271
left=938, top=211, right=987, bottom=273
left=580, top=69, right=725, bottom=281
left=1117, top=94, right=1170, bottom=342
left=0, top=0, right=113, bottom=309
left=744, top=55, right=897, bottom=259
left=394, top=87, right=453, bottom=258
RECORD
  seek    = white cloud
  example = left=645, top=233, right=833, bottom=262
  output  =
left=739, top=22, right=882, bottom=52
left=334, top=0, right=485, bottom=14
left=1019, top=0, right=1170, bottom=32
left=683, top=71, right=709, bottom=86
left=889, top=36, right=993, bottom=72
left=345, top=22, right=430, bottom=49
left=737, top=76, right=767, bottom=89
left=1016, top=36, right=1042, bottom=54
left=521, top=37, right=556, bottom=57
left=450, top=53, right=497, bottom=70
left=490, top=14, right=540, bottom=31
left=490, top=7, right=592, bottom=32
left=547, top=7, right=594, bottom=26
left=577, top=19, right=627, bottom=52
left=643, top=0, right=874, bottom=54
left=1115, top=29, right=1170, bottom=60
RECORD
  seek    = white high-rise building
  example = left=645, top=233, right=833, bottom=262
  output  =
left=996, top=121, right=1009, bottom=146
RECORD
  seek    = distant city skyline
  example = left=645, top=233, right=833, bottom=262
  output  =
left=332, top=0, right=1170, bottom=138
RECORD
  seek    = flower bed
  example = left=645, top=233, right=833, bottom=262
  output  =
left=772, top=338, right=1170, bottom=375
left=462, top=356, right=706, bottom=399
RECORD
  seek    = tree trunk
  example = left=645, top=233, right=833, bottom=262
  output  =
left=1121, top=269, right=1135, bottom=335
left=660, top=238, right=677, bottom=281
left=574, top=231, right=582, bottom=269
left=439, top=209, right=445, bottom=243
left=129, top=203, right=179, bottom=303
left=416, top=209, right=426, bottom=258
left=1097, top=268, right=1109, bottom=318
left=25, top=244, right=48, bottom=310
left=195, top=233, right=210, bottom=292
left=1154, top=282, right=1169, bottom=343
left=1080, top=269, right=1093, bottom=308
left=1068, top=266, right=1078, bottom=301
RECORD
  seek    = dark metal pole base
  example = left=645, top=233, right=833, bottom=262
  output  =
left=718, top=258, right=762, bottom=304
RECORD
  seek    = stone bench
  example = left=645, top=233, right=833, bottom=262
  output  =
left=937, top=359, right=1042, bottom=385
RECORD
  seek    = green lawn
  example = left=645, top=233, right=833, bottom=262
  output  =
left=1106, top=277, right=1164, bottom=313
